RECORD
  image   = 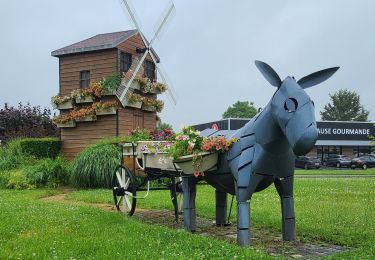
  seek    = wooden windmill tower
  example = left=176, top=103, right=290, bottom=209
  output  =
left=51, top=0, right=177, bottom=158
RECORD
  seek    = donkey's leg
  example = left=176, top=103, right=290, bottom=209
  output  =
left=235, top=171, right=255, bottom=247
left=274, top=175, right=295, bottom=241
left=182, top=176, right=197, bottom=232
left=215, top=189, right=228, bottom=226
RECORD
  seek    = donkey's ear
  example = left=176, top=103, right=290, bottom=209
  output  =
left=255, top=60, right=282, bottom=87
left=298, top=67, right=339, bottom=89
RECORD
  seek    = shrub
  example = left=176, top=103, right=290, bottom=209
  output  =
left=4, top=170, right=33, bottom=190
left=19, top=138, right=62, bottom=159
left=0, top=102, right=58, bottom=142
left=23, top=157, right=71, bottom=188
left=71, top=141, right=121, bottom=188
left=0, top=139, right=24, bottom=171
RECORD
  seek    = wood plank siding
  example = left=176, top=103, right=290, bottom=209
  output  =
left=57, top=32, right=157, bottom=159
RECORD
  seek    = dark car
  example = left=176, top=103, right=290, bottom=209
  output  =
left=351, top=155, right=375, bottom=169
left=295, top=156, right=321, bottom=169
left=325, top=154, right=352, bottom=168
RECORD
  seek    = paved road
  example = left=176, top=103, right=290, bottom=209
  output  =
left=295, top=174, right=375, bottom=178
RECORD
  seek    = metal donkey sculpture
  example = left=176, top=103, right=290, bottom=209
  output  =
left=181, top=60, right=339, bottom=247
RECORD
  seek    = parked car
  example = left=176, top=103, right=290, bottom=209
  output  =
left=350, top=155, right=375, bottom=169
left=325, top=154, right=352, bottom=168
left=295, top=156, right=321, bottom=169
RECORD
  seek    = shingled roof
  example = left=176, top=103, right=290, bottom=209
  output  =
left=51, top=30, right=139, bottom=57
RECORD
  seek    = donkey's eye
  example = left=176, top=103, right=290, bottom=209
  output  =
left=311, top=100, right=315, bottom=107
left=284, top=98, right=298, bottom=113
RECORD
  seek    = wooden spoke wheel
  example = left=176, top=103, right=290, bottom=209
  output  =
left=113, top=165, right=137, bottom=216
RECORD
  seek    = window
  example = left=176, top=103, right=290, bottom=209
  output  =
left=80, top=70, right=90, bottom=88
left=144, top=60, right=156, bottom=80
left=120, top=52, right=132, bottom=72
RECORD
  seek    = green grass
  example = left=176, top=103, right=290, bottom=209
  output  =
left=67, top=178, right=375, bottom=258
left=295, top=167, right=375, bottom=175
left=0, top=189, right=270, bottom=259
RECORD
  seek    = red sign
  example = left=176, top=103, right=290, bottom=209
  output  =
left=211, top=123, right=219, bottom=131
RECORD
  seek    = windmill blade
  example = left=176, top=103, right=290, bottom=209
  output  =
left=150, top=1, right=176, bottom=45
left=118, top=0, right=149, bottom=47
left=156, top=63, right=178, bottom=106
left=148, top=50, right=177, bottom=105
left=119, top=50, right=149, bottom=101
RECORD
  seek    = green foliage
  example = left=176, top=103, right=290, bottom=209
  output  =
left=3, top=170, right=33, bottom=190
left=101, top=73, right=121, bottom=92
left=222, top=101, right=257, bottom=119
left=19, top=137, right=62, bottom=159
left=71, top=141, right=121, bottom=188
left=0, top=139, right=24, bottom=171
left=23, top=157, right=72, bottom=188
left=156, top=121, right=173, bottom=132
left=320, top=89, right=369, bottom=121
left=167, top=126, right=203, bottom=160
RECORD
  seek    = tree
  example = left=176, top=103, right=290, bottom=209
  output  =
left=156, top=120, right=173, bottom=132
left=222, top=101, right=257, bottom=119
left=320, top=89, right=369, bottom=121
left=0, top=103, right=58, bottom=142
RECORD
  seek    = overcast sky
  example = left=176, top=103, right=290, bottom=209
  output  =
left=1, top=0, right=375, bottom=130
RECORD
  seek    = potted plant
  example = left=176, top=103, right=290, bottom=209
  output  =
left=52, top=114, right=75, bottom=128
left=89, top=82, right=104, bottom=98
left=135, top=76, right=155, bottom=93
left=93, top=101, right=118, bottom=115
left=168, top=126, right=238, bottom=176
left=51, top=95, right=74, bottom=110
left=70, top=107, right=97, bottom=122
left=142, top=98, right=157, bottom=112
left=71, top=88, right=95, bottom=103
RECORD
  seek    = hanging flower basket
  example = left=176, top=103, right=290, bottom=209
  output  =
left=174, top=152, right=218, bottom=175
left=55, top=120, right=76, bottom=128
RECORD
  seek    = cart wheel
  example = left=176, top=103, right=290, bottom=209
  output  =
left=113, top=165, right=137, bottom=216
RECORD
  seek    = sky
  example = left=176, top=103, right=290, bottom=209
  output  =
left=1, top=0, right=375, bottom=130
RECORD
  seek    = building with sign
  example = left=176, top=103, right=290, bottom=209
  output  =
left=192, top=118, right=375, bottom=159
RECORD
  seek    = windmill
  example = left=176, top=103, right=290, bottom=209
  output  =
left=117, top=0, right=177, bottom=106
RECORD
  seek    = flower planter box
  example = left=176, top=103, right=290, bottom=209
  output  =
left=121, top=78, right=141, bottom=90
left=142, top=105, right=156, bottom=112
left=102, top=89, right=117, bottom=96
left=55, top=100, right=73, bottom=110
left=75, top=96, right=94, bottom=104
left=75, top=115, right=96, bottom=122
left=96, top=107, right=117, bottom=116
left=127, top=101, right=143, bottom=109
left=174, top=152, right=218, bottom=175
left=143, top=153, right=176, bottom=170
left=56, top=121, right=76, bottom=128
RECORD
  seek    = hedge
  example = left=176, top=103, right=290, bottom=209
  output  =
left=19, top=138, right=62, bottom=159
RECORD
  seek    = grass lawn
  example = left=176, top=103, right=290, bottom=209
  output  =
left=1, top=178, right=374, bottom=259
left=295, top=167, right=375, bottom=175
left=67, top=178, right=375, bottom=259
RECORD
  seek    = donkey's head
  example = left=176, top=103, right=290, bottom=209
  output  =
left=255, top=60, right=339, bottom=156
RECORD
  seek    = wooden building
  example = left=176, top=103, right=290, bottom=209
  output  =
left=51, top=30, right=159, bottom=158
